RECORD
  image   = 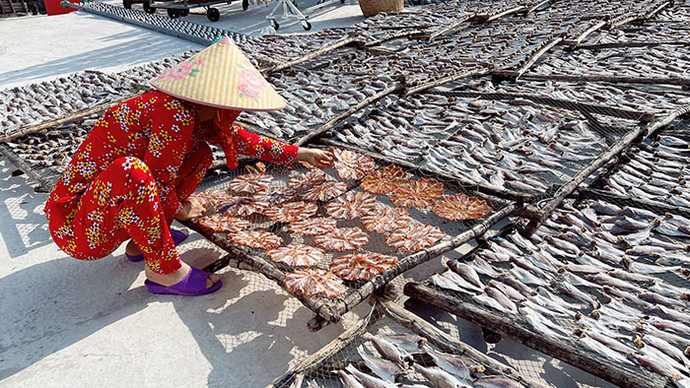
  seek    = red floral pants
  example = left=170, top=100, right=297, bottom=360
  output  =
left=48, top=145, right=213, bottom=274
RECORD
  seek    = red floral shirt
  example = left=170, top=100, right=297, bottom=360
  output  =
left=45, top=90, right=297, bottom=223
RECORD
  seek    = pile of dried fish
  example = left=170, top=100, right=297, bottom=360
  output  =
left=601, top=134, right=690, bottom=209
left=187, top=152, right=504, bottom=297
left=429, top=196, right=690, bottom=384
left=529, top=44, right=690, bottom=79
left=240, top=66, right=394, bottom=141
left=244, top=28, right=355, bottom=68
left=307, top=331, right=527, bottom=388
left=457, top=77, right=690, bottom=116
left=0, top=50, right=197, bottom=135
left=3, top=116, right=96, bottom=168
left=332, top=91, right=616, bottom=195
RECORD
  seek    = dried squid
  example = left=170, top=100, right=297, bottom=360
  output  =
left=332, top=148, right=376, bottom=180
left=314, top=227, right=369, bottom=251
left=361, top=165, right=408, bottom=194
left=302, top=180, right=348, bottom=202
left=264, top=201, right=318, bottom=223
left=284, top=268, right=348, bottom=298
left=289, top=217, right=338, bottom=236
left=330, top=252, right=398, bottom=281
left=361, top=206, right=412, bottom=234
left=267, top=243, right=325, bottom=267
left=387, top=222, right=444, bottom=252
left=190, top=189, right=236, bottom=209
left=325, top=191, right=378, bottom=220
left=433, top=194, right=493, bottom=221
left=230, top=230, right=282, bottom=250
left=197, top=213, right=251, bottom=233
left=228, top=173, right=273, bottom=195
left=390, top=178, right=444, bottom=209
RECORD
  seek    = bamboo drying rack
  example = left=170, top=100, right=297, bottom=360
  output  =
left=271, top=298, right=547, bottom=388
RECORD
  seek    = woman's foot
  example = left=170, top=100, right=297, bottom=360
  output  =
left=125, top=240, right=142, bottom=257
left=145, top=262, right=219, bottom=289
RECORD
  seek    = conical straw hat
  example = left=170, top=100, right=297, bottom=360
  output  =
left=150, top=36, right=286, bottom=111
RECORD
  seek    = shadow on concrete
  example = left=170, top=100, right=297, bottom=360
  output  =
left=0, top=253, right=147, bottom=380
left=172, top=264, right=349, bottom=387
left=0, top=160, right=53, bottom=258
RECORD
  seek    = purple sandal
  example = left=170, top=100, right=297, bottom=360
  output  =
left=126, top=228, right=188, bottom=263
left=145, top=267, right=222, bottom=296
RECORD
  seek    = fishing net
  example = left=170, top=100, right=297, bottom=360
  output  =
left=271, top=301, right=536, bottom=388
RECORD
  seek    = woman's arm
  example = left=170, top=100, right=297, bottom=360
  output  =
left=231, top=123, right=332, bottom=167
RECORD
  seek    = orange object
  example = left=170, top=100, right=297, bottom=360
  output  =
left=45, top=0, right=79, bottom=16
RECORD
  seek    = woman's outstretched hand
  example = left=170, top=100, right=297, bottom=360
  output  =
left=176, top=197, right=206, bottom=221
left=297, top=148, right=333, bottom=169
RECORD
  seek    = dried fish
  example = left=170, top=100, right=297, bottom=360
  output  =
left=228, top=173, right=273, bottom=195
left=390, top=178, right=444, bottom=209
left=197, top=213, right=251, bottom=233
left=263, top=201, right=318, bottom=223
left=230, top=230, right=282, bottom=250
left=330, top=252, right=397, bottom=281
left=326, top=191, right=378, bottom=220
left=361, top=165, right=408, bottom=194
left=361, top=206, right=411, bottom=234
left=289, top=217, right=338, bottom=236
left=386, top=222, right=444, bottom=252
left=285, top=268, right=347, bottom=298
left=432, top=194, right=493, bottom=221
left=267, top=244, right=325, bottom=267
left=332, top=149, right=376, bottom=180
left=313, top=227, right=369, bottom=251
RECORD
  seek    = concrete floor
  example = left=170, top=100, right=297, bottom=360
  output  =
left=0, top=4, right=617, bottom=388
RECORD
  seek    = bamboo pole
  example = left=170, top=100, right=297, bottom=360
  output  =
left=562, top=20, right=607, bottom=47
left=525, top=103, right=690, bottom=232
left=363, top=30, right=421, bottom=48
left=271, top=306, right=379, bottom=387
left=431, top=90, right=654, bottom=122
left=294, top=83, right=404, bottom=147
left=519, top=74, right=690, bottom=86
left=182, top=222, right=342, bottom=324
left=403, top=283, right=668, bottom=388
left=202, top=253, right=255, bottom=273
left=263, top=36, right=359, bottom=73
left=0, top=143, right=55, bottom=192
left=471, top=5, right=526, bottom=23
left=0, top=98, right=130, bottom=143
left=308, top=203, right=517, bottom=329
left=378, top=298, right=549, bottom=388
left=606, top=15, right=642, bottom=30
left=575, top=41, right=690, bottom=50
left=525, top=0, right=550, bottom=15
left=411, top=16, right=472, bottom=41
left=318, top=138, right=534, bottom=203
left=643, top=1, right=673, bottom=21
left=493, top=37, right=562, bottom=80
left=514, top=38, right=563, bottom=79
left=404, top=68, right=490, bottom=96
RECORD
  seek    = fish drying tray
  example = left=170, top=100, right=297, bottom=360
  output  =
left=271, top=298, right=542, bottom=388
left=183, top=152, right=517, bottom=331
left=405, top=191, right=690, bottom=388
